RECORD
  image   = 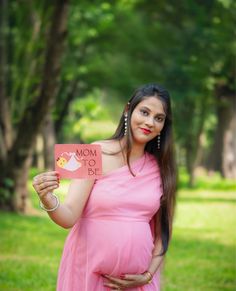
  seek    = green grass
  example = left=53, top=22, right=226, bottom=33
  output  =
left=162, top=190, right=236, bottom=290
left=178, top=168, right=236, bottom=191
left=0, top=213, right=68, bottom=291
left=0, top=186, right=235, bottom=290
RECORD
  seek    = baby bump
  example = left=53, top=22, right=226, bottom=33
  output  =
left=82, top=219, right=154, bottom=276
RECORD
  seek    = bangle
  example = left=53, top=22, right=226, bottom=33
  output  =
left=39, top=193, right=60, bottom=212
left=142, top=271, right=153, bottom=284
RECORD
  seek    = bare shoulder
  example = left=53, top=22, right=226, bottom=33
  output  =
left=92, top=139, right=124, bottom=175
left=92, top=139, right=120, bottom=153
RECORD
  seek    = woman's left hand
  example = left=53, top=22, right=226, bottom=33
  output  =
left=102, top=273, right=150, bottom=290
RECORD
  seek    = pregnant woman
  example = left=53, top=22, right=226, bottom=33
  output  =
left=32, top=83, right=177, bottom=290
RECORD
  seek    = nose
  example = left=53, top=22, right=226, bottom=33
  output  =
left=145, top=116, right=155, bottom=127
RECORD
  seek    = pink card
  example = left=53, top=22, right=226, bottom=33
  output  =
left=55, top=144, right=102, bottom=179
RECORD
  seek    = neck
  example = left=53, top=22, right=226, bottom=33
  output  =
left=120, top=137, right=145, bottom=159
left=130, top=143, right=145, bottom=159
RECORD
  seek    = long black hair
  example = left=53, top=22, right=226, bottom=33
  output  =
left=111, top=83, right=177, bottom=255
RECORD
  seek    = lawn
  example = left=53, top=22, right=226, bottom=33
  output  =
left=0, top=184, right=235, bottom=290
left=162, top=190, right=236, bottom=291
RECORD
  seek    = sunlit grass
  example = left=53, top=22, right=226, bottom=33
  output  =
left=179, top=167, right=236, bottom=191
left=163, top=190, right=236, bottom=290
left=0, top=212, right=68, bottom=291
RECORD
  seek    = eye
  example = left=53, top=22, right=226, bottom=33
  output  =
left=155, top=116, right=165, bottom=122
left=140, top=109, right=149, bottom=116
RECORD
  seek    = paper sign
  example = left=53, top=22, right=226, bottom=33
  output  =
left=55, top=144, right=102, bottom=179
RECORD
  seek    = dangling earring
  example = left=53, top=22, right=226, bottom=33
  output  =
left=124, top=112, right=128, bottom=136
left=157, top=134, right=161, bottom=149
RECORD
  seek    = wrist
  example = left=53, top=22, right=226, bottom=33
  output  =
left=142, top=270, right=153, bottom=284
left=40, top=192, right=59, bottom=211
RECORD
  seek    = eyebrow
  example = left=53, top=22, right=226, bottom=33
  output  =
left=141, top=106, right=166, bottom=117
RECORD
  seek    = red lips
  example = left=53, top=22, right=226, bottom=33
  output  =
left=140, top=128, right=151, bottom=134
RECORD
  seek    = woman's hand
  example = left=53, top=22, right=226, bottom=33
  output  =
left=32, top=171, right=60, bottom=205
left=102, top=272, right=151, bottom=290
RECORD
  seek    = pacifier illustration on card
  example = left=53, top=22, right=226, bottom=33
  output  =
left=55, top=144, right=102, bottom=179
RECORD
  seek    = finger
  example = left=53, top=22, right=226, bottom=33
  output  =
left=103, top=275, right=125, bottom=285
left=39, top=171, right=59, bottom=176
left=37, top=174, right=59, bottom=183
left=34, top=171, right=60, bottom=180
left=35, top=181, right=58, bottom=193
left=38, top=185, right=59, bottom=199
left=33, top=176, right=59, bottom=188
left=37, top=181, right=59, bottom=191
left=121, top=274, right=140, bottom=281
left=41, top=175, right=59, bottom=182
left=33, top=184, right=59, bottom=198
left=103, top=276, right=132, bottom=289
left=102, top=275, right=123, bottom=284
left=33, top=171, right=57, bottom=180
left=103, top=282, right=122, bottom=290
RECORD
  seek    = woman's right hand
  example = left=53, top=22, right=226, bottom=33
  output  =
left=32, top=171, right=60, bottom=204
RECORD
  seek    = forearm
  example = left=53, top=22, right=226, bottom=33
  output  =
left=33, top=173, right=94, bottom=229
left=41, top=194, right=75, bottom=229
left=148, top=254, right=164, bottom=275
left=148, top=239, right=164, bottom=275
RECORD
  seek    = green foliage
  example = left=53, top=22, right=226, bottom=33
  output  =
left=76, top=120, right=116, bottom=143
left=61, top=1, right=116, bottom=85
left=57, top=0, right=236, bottom=184
left=3, top=0, right=235, bottom=205
left=8, top=1, right=52, bottom=126
left=62, top=89, right=116, bottom=142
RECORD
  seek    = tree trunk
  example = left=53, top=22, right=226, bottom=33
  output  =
left=55, top=78, right=80, bottom=138
left=12, top=151, right=33, bottom=212
left=207, top=84, right=235, bottom=178
left=185, top=144, right=195, bottom=188
left=0, top=0, right=12, bottom=162
left=0, top=0, right=69, bottom=212
left=43, top=112, right=56, bottom=169
left=33, top=133, right=45, bottom=170
left=222, top=103, right=236, bottom=179
left=185, top=100, right=207, bottom=187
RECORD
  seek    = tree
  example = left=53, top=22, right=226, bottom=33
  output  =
left=0, top=0, right=69, bottom=212
left=85, top=0, right=236, bottom=184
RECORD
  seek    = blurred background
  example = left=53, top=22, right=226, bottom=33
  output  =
left=0, top=0, right=235, bottom=290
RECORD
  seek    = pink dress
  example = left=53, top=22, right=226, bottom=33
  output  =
left=57, top=152, right=163, bottom=290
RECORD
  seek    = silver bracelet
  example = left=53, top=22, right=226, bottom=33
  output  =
left=39, top=192, right=60, bottom=212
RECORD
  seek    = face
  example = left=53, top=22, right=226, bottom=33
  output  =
left=130, top=96, right=166, bottom=146
left=57, top=157, right=67, bottom=168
